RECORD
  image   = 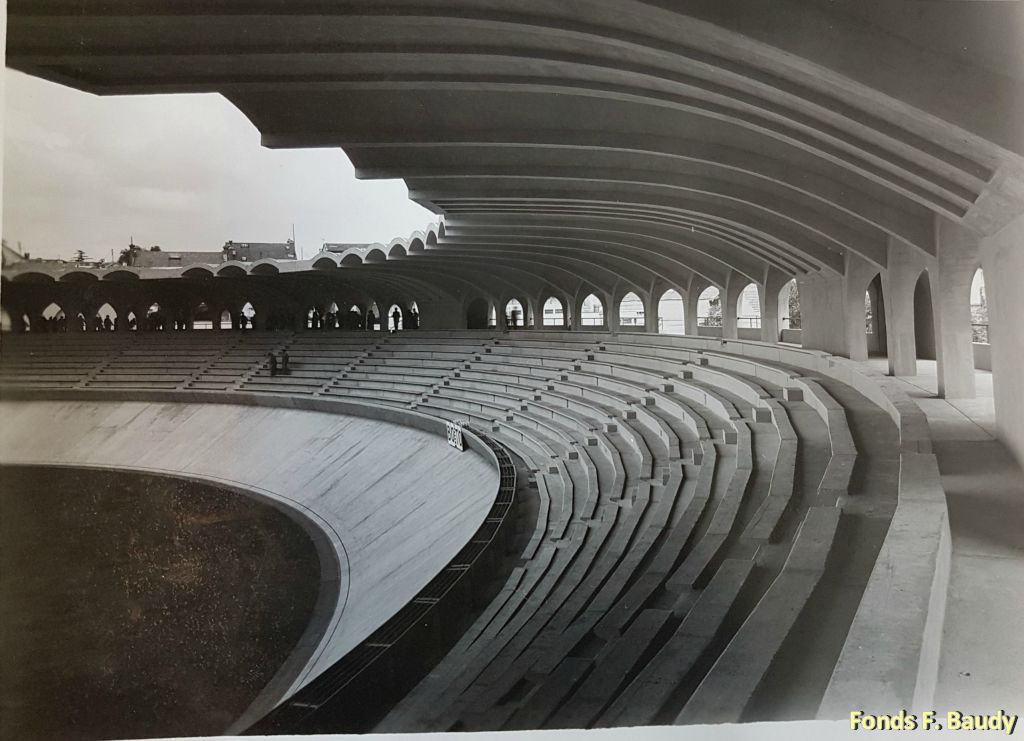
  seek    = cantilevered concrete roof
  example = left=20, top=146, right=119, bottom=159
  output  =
left=8, top=0, right=1024, bottom=302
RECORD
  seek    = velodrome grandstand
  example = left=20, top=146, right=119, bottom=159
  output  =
left=2, top=2, right=1024, bottom=739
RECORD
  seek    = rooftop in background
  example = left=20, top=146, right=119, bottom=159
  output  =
left=130, top=240, right=297, bottom=268
left=1, top=241, right=29, bottom=268
left=323, top=243, right=371, bottom=254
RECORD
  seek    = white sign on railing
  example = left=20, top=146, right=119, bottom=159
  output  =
left=446, top=420, right=465, bottom=451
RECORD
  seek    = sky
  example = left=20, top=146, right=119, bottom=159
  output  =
left=2, top=70, right=435, bottom=263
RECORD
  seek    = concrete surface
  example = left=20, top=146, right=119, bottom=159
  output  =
left=863, top=358, right=1024, bottom=716
left=0, top=399, right=498, bottom=706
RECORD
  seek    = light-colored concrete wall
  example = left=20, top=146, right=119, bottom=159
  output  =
left=781, top=328, right=802, bottom=345
left=0, top=399, right=498, bottom=701
left=933, top=217, right=980, bottom=398
left=972, top=342, right=992, bottom=372
left=797, top=272, right=848, bottom=356
left=737, top=327, right=761, bottom=341
left=981, top=215, right=1024, bottom=469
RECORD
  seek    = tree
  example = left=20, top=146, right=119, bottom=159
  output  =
left=118, top=243, right=142, bottom=266
left=788, top=283, right=801, bottom=329
left=73, top=249, right=88, bottom=265
left=706, top=296, right=722, bottom=327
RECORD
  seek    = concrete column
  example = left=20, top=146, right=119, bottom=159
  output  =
left=644, top=293, right=660, bottom=334
left=934, top=217, right=980, bottom=399
left=797, top=272, right=849, bottom=356
left=882, top=238, right=927, bottom=376
left=842, top=252, right=881, bottom=362
left=760, top=285, right=779, bottom=343
left=570, top=295, right=583, bottom=331
left=607, top=294, right=621, bottom=333
left=684, top=289, right=700, bottom=335
left=760, top=267, right=791, bottom=344
left=722, top=273, right=744, bottom=340
left=981, top=214, right=1024, bottom=468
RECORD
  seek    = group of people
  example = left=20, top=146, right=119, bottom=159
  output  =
left=33, top=313, right=133, bottom=333
left=267, top=349, right=290, bottom=377
left=19, top=304, right=423, bottom=333
left=307, top=306, right=421, bottom=332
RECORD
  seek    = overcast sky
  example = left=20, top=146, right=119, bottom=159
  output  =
left=2, top=70, right=435, bottom=263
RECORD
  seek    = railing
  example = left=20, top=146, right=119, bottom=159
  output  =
left=737, top=317, right=761, bottom=329
left=697, top=316, right=723, bottom=327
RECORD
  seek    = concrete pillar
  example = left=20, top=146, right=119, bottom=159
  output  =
left=760, top=285, right=779, bottom=343
left=981, top=213, right=1024, bottom=468
left=644, top=293, right=660, bottom=334
left=684, top=289, right=700, bottom=335
left=761, top=267, right=791, bottom=344
left=607, top=294, right=621, bottom=333
left=843, top=252, right=881, bottom=362
left=882, top=238, right=927, bottom=376
left=494, top=300, right=508, bottom=331
left=570, top=295, right=583, bottom=331
left=933, top=217, right=979, bottom=399
left=797, top=272, right=849, bottom=356
left=722, top=273, right=745, bottom=340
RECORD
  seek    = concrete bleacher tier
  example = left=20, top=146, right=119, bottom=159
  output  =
left=0, top=328, right=944, bottom=732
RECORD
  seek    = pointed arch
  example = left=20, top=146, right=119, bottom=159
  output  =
left=657, top=289, right=685, bottom=335
left=580, top=293, right=605, bottom=327
left=504, top=298, right=525, bottom=329
left=970, top=268, right=989, bottom=344
left=618, top=292, right=645, bottom=329
left=542, top=296, right=566, bottom=328
left=387, top=304, right=404, bottom=331
left=736, top=283, right=762, bottom=330
left=914, top=271, right=936, bottom=360
left=697, top=286, right=722, bottom=327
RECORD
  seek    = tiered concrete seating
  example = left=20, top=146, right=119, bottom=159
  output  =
left=0, top=329, right=898, bottom=731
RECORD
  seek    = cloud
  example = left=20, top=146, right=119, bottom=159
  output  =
left=3, top=70, right=434, bottom=261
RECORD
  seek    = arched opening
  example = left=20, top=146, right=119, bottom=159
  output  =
left=126, top=311, right=138, bottom=331
left=95, top=303, right=117, bottom=331
left=505, top=299, right=525, bottom=329
left=324, top=302, right=340, bottom=330
left=466, top=298, right=489, bottom=329
left=697, top=287, right=722, bottom=327
left=970, top=268, right=989, bottom=344
left=387, top=304, right=404, bottom=332
left=345, top=304, right=364, bottom=330
left=40, top=302, right=66, bottom=332
left=736, top=284, right=761, bottom=330
left=193, top=302, right=215, bottom=330
left=219, top=310, right=231, bottom=331
left=306, top=305, right=323, bottom=330
left=408, top=301, right=420, bottom=330
left=488, top=304, right=497, bottom=329
left=542, top=297, right=565, bottom=327
left=367, top=302, right=381, bottom=331
left=580, top=293, right=604, bottom=327
left=0, top=307, right=13, bottom=332
left=914, top=271, right=936, bottom=360
left=618, top=292, right=644, bottom=329
left=146, top=303, right=165, bottom=331
left=241, top=302, right=256, bottom=330
left=779, top=280, right=800, bottom=332
left=657, top=289, right=685, bottom=335
left=865, top=274, right=887, bottom=357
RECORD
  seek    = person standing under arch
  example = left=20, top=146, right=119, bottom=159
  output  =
left=391, top=307, right=401, bottom=333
